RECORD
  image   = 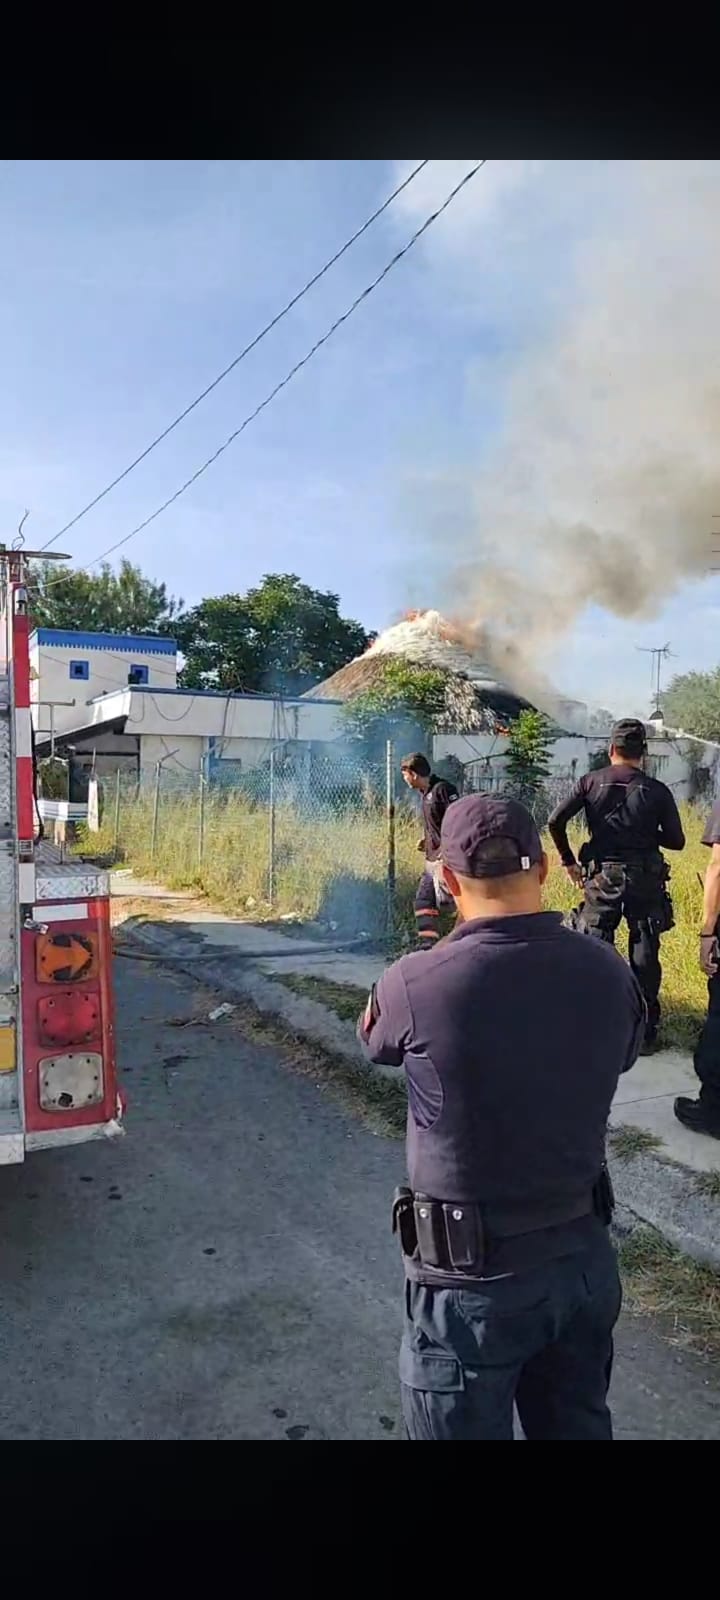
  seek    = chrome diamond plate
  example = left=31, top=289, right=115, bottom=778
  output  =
left=0, top=842, right=16, bottom=988
left=34, top=842, right=109, bottom=901
left=0, top=712, right=12, bottom=839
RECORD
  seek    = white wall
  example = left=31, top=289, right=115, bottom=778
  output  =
left=31, top=633, right=177, bottom=737
left=88, top=687, right=342, bottom=744
left=433, top=731, right=715, bottom=802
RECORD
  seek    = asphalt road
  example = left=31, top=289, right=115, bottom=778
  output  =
left=1, top=957, right=720, bottom=1440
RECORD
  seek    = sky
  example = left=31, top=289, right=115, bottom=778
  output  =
left=0, top=158, right=718, bottom=716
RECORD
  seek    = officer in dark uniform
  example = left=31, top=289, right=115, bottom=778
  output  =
left=674, top=795, right=720, bottom=1137
left=400, top=752, right=458, bottom=948
left=548, top=718, right=685, bottom=1054
left=359, top=793, right=644, bottom=1441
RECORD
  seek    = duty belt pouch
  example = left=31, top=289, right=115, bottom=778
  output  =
left=413, top=1196, right=446, bottom=1268
left=593, top=1164, right=616, bottom=1226
left=391, top=1186, right=418, bottom=1257
left=442, top=1202, right=484, bottom=1271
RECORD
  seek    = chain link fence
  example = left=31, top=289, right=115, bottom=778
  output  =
left=100, top=744, right=420, bottom=940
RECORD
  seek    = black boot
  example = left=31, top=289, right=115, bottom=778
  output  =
left=639, top=1031, right=660, bottom=1057
left=673, top=1097, right=720, bottom=1139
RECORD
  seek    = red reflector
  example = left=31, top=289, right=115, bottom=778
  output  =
left=37, top=990, right=101, bottom=1047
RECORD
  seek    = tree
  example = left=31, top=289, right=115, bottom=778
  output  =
left=341, top=658, right=450, bottom=765
left=30, top=558, right=180, bottom=635
left=504, top=709, right=554, bottom=813
left=664, top=668, right=720, bottom=741
left=175, top=573, right=370, bottom=694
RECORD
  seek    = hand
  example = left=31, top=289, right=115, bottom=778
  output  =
left=564, top=863, right=583, bottom=888
left=700, top=933, right=720, bottom=978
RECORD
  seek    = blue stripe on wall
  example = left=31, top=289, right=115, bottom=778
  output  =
left=31, top=628, right=177, bottom=656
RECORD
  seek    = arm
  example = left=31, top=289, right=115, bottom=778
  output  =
left=547, top=780, right=588, bottom=874
left=702, top=844, right=720, bottom=935
left=620, top=968, right=647, bottom=1073
left=427, top=782, right=456, bottom=832
left=657, top=788, right=685, bottom=851
left=357, top=967, right=412, bottom=1069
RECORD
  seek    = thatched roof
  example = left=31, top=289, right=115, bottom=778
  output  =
left=304, top=610, right=533, bottom=732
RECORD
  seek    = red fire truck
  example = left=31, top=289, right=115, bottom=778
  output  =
left=0, top=546, right=122, bottom=1165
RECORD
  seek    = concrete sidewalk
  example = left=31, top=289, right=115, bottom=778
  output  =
left=111, top=869, right=720, bottom=1265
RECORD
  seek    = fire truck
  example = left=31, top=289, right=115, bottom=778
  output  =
left=0, top=546, right=122, bottom=1165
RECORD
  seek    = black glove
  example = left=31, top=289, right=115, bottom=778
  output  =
left=700, top=933, right=719, bottom=978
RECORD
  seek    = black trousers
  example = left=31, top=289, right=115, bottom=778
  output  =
left=579, top=862, right=668, bottom=1034
left=694, top=968, right=720, bottom=1115
left=400, top=1229, right=621, bottom=1441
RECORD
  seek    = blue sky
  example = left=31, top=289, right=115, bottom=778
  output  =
left=0, top=159, right=718, bottom=715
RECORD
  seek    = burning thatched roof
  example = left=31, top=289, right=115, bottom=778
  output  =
left=304, top=610, right=534, bottom=732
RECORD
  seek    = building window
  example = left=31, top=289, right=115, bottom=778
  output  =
left=69, top=660, right=89, bottom=681
left=128, top=664, right=149, bottom=686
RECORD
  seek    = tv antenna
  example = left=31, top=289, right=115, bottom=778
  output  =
left=636, top=642, right=675, bottom=718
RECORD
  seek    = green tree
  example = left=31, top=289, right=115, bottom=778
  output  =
left=30, top=559, right=180, bottom=635
left=175, top=573, right=370, bottom=694
left=504, top=709, right=554, bottom=812
left=341, top=658, right=450, bottom=764
left=664, top=668, right=720, bottom=741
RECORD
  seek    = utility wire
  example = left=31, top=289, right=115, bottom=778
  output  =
left=41, top=160, right=431, bottom=551
left=44, top=160, right=485, bottom=585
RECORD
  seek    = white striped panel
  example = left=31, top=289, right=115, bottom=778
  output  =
left=17, top=863, right=36, bottom=904
left=13, top=709, right=32, bottom=758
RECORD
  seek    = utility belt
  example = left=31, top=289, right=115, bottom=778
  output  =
left=391, top=1167, right=615, bottom=1276
left=578, top=841, right=669, bottom=879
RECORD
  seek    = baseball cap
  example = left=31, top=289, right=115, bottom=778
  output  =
left=440, top=793, right=543, bottom=879
left=611, top=717, right=647, bottom=755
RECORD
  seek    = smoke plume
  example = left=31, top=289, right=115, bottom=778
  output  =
left=402, top=161, right=720, bottom=708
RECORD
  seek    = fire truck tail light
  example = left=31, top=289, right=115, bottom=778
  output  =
left=36, top=931, right=98, bottom=985
left=37, top=991, right=100, bottom=1047
left=39, top=1052, right=104, bottom=1112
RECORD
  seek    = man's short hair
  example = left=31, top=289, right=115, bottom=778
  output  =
left=401, top=752, right=431, bottom=778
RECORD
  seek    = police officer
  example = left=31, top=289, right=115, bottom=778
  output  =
left=548, top=718, right=685, bottom=1055
left=359, top=794, right=644, bottom=1441
left=400, top=752, right=458, bottom=948
left=674, top=793, right=720, bottom=1137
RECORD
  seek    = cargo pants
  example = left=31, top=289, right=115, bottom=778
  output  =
left=578, top=858, right=673, bottom=1037
left=414, top=860, right=453, bottom=948
left=400, top=1228, right=621, bottom=1440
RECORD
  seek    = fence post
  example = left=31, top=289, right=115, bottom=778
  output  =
left=386, top=738, right=396, bottom=938
left=150, top=761, right=161, bottom=864
left=198, top=767, right=206, bottom=868
left=268, top=747, right=276, bottom=907
left=112, top=768, right=122, bottom=858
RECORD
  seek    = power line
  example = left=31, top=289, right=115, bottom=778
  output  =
left=44, top=160, right=485, bottom=586
left=40, top=159, right=431, bottom=551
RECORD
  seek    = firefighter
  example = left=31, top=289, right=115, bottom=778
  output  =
left=548, top=719, right=685, bottom=1055
left=358, top=793, right=644, bottom=1440
left=400, top=752, right=458, bottom=948
left=674, top=794, right=720, bottom=1137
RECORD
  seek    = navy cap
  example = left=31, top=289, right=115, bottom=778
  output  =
left=611, top=717, right=647, bottom=755
left=440, top=793, right=543, bottom=879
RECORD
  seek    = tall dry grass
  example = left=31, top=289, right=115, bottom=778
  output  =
left=97, top=788, right=710, bottom=1050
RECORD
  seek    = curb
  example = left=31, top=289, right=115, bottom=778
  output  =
left=119, top=917, right=720, bottom=1269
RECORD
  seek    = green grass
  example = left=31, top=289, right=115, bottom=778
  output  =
left=273, top=973, right=369, bottom=1022
left=91, top=793, right=710, bottom=1052
left=618, top=1226, right=720, bottom=1355
left=608, top=1124, right=664, bottom=1161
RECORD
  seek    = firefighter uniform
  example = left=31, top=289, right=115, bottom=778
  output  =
left=359, top=794, right=644, bottom=1441
left=675, top=799, right=720, bottom=1136
left=548, top=722, right=685, bottom=1047
left=414, top=774, right=458, bottom=945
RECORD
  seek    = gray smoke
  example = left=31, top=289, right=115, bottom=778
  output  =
left=402, top=161, right=720, bottom=706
